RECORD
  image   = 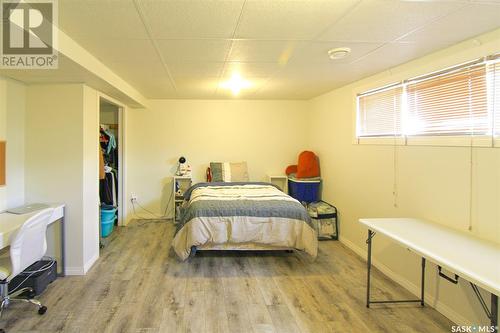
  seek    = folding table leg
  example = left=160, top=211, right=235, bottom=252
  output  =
left=366, top=230, right=374, bottom=308
left=492, top=294, right=498, bottom=333
left=421, top=257, right=426, bottom=306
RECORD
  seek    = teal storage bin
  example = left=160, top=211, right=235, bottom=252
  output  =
left=100, top=206, right=116, bottom=238
left=101, top=217, right=115, bottom=238
left=101, top=205, right=116, bottom=219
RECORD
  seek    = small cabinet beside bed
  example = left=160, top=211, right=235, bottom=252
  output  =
left=172, top=176, right=192, bottom=222
left=172, top=181, right=318, bottom=260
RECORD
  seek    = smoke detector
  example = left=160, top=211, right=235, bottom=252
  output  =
left=328, top=47, right=351, bottom=60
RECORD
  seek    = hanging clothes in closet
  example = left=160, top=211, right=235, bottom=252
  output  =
left=99, top=126, right=118, bottom=206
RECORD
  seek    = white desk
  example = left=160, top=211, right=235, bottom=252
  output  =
left=0, top=204, right=65, bottom=276
left=360, top=218, right=499, bottom=331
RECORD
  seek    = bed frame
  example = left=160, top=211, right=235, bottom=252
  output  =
left=189, top=243, right=294, bottom=258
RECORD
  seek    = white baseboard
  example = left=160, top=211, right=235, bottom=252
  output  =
left=64, top=266, right=85, bottom=276
left=64, top=252, right=100, bottom=276
left=339, top=236, right=471, bottom=326
left=83, top=252, right=99, bottom=274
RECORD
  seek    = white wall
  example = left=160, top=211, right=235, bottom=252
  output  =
left=25, top=84, right=99, bottom=275
left=0, top=79, right=7, bottom=211
left=0, top=77, right=26, bottom=212
left=83, top=86, right=100, bottom=272
left=125, top=99, right=309, bottom=222
left=308, top=29, right=500, bottom=325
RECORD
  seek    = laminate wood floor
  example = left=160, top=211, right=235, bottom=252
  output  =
left=2, top=220, right=453, bottom=333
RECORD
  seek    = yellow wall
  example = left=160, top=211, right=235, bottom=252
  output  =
left=0, top=77, right=26, bottom=212
left=0, top=78, right=7, bottom=211
left=25, top=84, right=100, bottom=275
left=0, top=25, right=497, bottom=326
left=309, top=29, right=500, bottom=325
left=126, top=99, right=309, bottom=221
left=83, top=86, right=100, bottom=272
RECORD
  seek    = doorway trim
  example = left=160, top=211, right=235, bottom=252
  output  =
left=98, top=92, right=127, bottom=227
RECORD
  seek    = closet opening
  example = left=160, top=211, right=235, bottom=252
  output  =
left=99, top=97, right=124, bottom=246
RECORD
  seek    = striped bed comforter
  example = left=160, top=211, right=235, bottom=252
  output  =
left=172, top=182, right=318, bottom=260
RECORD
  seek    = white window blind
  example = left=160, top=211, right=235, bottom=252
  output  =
left=406, top=63, right=488, bottom=136
left=357, top=85, right=403, bottom=137
left=356, top=54, right=500, bottom=146
left=490, top=57, right=500, bottom=141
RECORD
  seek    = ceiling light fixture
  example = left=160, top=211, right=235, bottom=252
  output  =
left=328, top=47, right=351, bottom=60
left=220, top=73, right=250, bottom=95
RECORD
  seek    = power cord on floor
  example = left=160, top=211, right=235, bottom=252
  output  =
left=131, top=199, right=163, bottom=220
left=130, top=196, right=176, bottom=224
left=163, top=188, right=174, bottom=219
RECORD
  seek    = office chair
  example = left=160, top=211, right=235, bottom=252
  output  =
left=0, top=208, right=54, bottom=324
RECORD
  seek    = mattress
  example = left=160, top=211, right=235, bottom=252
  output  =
left=172, top=182, right=318, bottom=260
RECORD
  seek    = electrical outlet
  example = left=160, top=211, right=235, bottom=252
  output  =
left=130, top=193, right=138, bottom=202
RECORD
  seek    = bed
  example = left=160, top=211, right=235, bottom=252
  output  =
left=172, top=182, right=318, bottom=260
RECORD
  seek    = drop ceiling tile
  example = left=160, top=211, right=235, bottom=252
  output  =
left=268, top=49, right=424, bottom=96
left=274, top=64, right=352, bottom=87
left=216, top=77, right=268, bottom=98
left=175, top=77, right=220, bottom=97
left=289, top=41, right=384, bottom=65
left=222, top=62, right=283, bottom=78
left=255, top=78, right=330, bottom=100
left=136, top=0, right=245, bottom=39
left=105, top=61, right=174, bottom=95
left=235, top=0, right=359, bottom=40
left=228, top=40, right=306, bottom=63
left=214, top=90, right=259, bottom=99
left=253, top=84, right=303, bottom=99
left=399, top=3, right=500, bottom=48
left=19, top=0, right=500, bottom=101
left=132, top=80, right=177, bottom=99
left=254, top=90, right=309, bottom=100
left=58, top=1, right=148, bottom=40
left=169, top=62, right=224, bottom=79
left=318, top=0, right=464, bottom=42
left=349, top=43, right=427, bottom=79
left=75, top=39, right=159, bottom=65
left=106, top=60, right=167, bottom=80
left=156, top=40, right=231, bottom=63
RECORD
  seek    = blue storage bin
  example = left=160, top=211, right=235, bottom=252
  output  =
left=100, top=205, right=117, bottom=238
left=100, top=205, right=116, bottom=219
left=288, top=177, right=321, bottom=203
left=101, top=217, right=115, bottom=238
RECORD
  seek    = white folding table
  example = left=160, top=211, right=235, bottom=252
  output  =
left=0, top=204, right=66, bottom=276
left=359, top=218, right=499, bottom=331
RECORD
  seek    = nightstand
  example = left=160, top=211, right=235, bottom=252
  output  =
left=173, top=176, right=192, bottom=221
left=267, top=175, right=288, bottom=193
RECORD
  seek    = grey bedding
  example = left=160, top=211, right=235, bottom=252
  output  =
left=172, top=182, right=318, bottom=260
left=177, top=182, right=313, bottom=231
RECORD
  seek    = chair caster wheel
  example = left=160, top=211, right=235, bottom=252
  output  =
left=38, top=306, right=47, bottom=315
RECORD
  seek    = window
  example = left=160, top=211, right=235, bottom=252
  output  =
left=356, top=54, right=500, bottom=146
left=406, top=63, right=488, bottom=136
left=357, top=84, right=402, bottom=137
left=491, top=58, right=500, bottom=144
